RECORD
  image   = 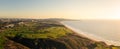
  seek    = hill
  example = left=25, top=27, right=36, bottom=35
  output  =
left=0, top=19, right=120, bottom=49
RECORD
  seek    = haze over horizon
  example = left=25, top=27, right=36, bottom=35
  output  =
left=0, top=0, right=120, bottom=19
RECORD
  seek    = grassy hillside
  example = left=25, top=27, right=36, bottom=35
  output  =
left=0, top=19, right=120, bottom=49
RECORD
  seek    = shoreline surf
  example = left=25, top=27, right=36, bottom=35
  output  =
left=61, top=21, right=120, bottom=46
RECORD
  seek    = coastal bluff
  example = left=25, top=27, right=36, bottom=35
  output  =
left=0, top=19, right=120, bottom=49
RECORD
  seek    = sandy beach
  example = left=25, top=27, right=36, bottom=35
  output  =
left=61, top=22, right=101, bottom=41
left=61, top=21, right=120, bottom=46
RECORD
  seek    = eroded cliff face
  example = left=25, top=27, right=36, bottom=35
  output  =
left=4, top=39, right=29, bottom=49
left=4, top=34, right=120, bottom=49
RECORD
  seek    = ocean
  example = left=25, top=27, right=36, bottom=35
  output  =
left=62, top=20, right=120, bottom=46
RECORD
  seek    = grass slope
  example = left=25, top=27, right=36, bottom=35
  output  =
left=0, top=20, right=120, bottom=49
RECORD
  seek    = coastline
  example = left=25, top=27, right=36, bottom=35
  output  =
left=61, top=21, right=120, bottom=46
left=61, top=22, right=100, bottom=41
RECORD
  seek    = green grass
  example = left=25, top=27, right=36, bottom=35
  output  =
left=4, top=27, right=72, bottom=39
left=112, top=46, right=120, bottom=49
left=0, top=35, right=5, bottom=49
left=0, top=22, right=72, bottom=48
left=1, top=22, right=120, bottom=49
left=0, top=22, right=73, bottom=49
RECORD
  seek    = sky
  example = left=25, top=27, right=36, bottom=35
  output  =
left=0, top=0, right=120, bottom=19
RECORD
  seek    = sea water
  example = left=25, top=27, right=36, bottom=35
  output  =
left=62, top=20, right=120, bottom=46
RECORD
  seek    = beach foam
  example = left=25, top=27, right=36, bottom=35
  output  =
left=61, top=21, right=120, bottom=46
